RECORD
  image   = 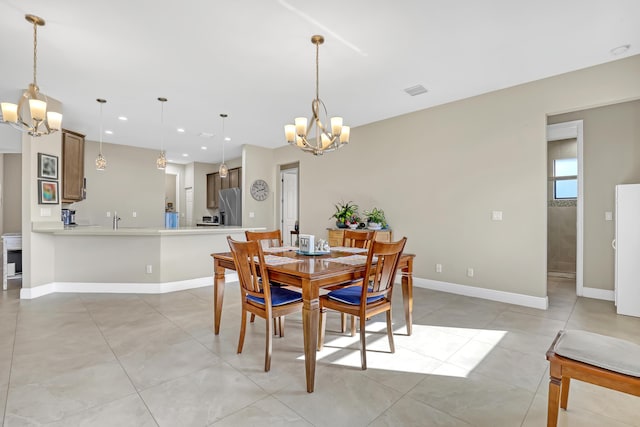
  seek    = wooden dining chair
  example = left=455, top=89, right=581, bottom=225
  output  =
left=227, top=236, right=303, bottom=372
left=245, top=229, right=290, bottom=335
left=342, top=229, right=376, bottom=248
left=245, top=230, right=283, bottom=248
left=338, top=229, right=376, bottom=333
left=318, top=237, right=407, bottom=370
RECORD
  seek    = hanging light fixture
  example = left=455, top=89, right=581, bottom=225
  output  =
left=219, top=113, right=228, bottom=178
left=0, top=14, right=62, bottom=136
left=157, top=97, right=167, bottom=170
left=95, top=99, right=107, bottom=171
left=284, top=35, right=350, bottom=155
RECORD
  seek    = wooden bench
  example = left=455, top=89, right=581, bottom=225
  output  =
left=546, top=330, right=640, bottom=427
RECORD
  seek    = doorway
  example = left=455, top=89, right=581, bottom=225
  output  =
left=546, top=120, right=584, bottom=296
left=280, top=163, right=299, bottom=246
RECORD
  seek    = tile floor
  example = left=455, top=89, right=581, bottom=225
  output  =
left=1, top=276, right=639, bottom=426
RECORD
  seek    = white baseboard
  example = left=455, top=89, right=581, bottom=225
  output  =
left=412, top=277, right=549, bottom=310
left=19, top=272, right=239, bottom=299
left=581, top=286, right=615, bottom=301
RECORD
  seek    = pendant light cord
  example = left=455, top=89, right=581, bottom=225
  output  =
left=32, top=20, right=38, bottom=85
left=99, top=102, right=103, bottom=154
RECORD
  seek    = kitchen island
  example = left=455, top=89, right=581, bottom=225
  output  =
left=24, top=224, right=264, bottom=299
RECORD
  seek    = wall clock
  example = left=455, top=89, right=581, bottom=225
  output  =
left=250, top=179, right=269, bottom=201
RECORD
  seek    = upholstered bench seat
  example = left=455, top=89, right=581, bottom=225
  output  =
left=546, top=329, right=640, bottom=427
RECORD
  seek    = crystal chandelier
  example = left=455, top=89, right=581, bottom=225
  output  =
left=95, top=99, right=107, bottom=170
left=219, top=113, right=229, bottom=178
left=157, top=97, right=167, bottom=170
left=0, top=14, right=62, bottom=136
left=284, top=35, right=350, bottom=155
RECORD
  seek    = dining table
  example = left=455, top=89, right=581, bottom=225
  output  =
left=210, top=246, right=415, bottom=393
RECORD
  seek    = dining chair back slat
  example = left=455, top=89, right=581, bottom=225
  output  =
left=245, top=230, right=283, bottom=248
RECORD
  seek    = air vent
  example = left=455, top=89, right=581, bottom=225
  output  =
left=404, top=85, right=428, bottom=96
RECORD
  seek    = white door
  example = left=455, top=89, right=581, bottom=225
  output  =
left=615, top=184, right=640, bottom=317
left=185, top=187, right=193, bottom=227
left=281, top=169, right=298, bottom=245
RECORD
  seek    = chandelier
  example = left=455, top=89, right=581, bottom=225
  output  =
left=284, top=35, right=350, bottom=155
left=95, top=99, right=107, bottom=170
left=219, top=113, right=228, bottom=178
left=0, top=14, right=62, bottom=137
left=157, top=97, right=167, bottom=170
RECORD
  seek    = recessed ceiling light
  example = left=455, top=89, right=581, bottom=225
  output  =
left=177, top=128, right=185, bottom=133
left=224, top=137, right=231, bottom=141
left=610, top=44, right=630, bottom=55
left=182, top=153, right=189, bottom=157
left=199, top=132, right=214, bottom=138
left=118, top=116, right=128, bottom=121
left=104, top=130, right=113, bottom=135
left=201, top=146, right=207, bottom=150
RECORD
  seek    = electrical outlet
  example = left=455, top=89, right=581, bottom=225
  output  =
left=146, top=265, right=152, bottom=274
left=605, top=211, right=613, bottom=221
left=467, top=268, right=474, bottom=277
left=132, top=211, right=137, bottom=218
left=40, top=207, right=51, bottom=217
left=249, top=212, right=255, bottom=218
left=106, top=211, right=111, bottom=217
left=436, top=263, right=442, bottom=273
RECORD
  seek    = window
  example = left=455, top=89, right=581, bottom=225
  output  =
left=553, top=158, right=577, bottom=199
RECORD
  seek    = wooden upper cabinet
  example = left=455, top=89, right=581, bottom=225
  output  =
left=206, top=167, right=241, bottom=209
left=61, top=129, right=85, bottom=202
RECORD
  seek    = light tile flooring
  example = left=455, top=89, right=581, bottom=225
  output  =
left=1, top=276, right=639, bottom=426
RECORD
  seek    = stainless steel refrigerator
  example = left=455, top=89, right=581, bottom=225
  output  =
left=219, top=187, right=242, bottom=226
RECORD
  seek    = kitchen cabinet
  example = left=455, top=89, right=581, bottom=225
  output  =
left=61, top=129, right=85, bottom=202
left=327, top=228, right=393, bottom=247
left=207, top=167, right=241, bottom=209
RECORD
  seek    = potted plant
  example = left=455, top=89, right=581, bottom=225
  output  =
left=331, top=201, right=358, bottom=228
left=364, top=207, right=387, bottom=230
left=346, top=213, right=361, bottom=229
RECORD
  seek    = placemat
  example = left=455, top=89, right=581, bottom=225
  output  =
left=262, top=246, right=298, bottom=253
left=254, top=255, right=304, bottom=266
left=325, top=254, right=376, bottom=266
left=330, top=246, right=368, bottom=254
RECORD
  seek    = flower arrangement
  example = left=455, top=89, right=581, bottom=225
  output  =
left=330, top=201, right=359, bottom=228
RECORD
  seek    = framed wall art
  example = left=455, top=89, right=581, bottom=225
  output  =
left=38, top=180, right=59, bottom=204
left=38, top=153, right=58, bottom=179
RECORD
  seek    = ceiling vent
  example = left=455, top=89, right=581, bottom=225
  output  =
left=404, top=85, right=428, bottom=96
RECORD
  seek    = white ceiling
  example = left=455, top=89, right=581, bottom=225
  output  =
left=1, top=0, right=638, bottom=164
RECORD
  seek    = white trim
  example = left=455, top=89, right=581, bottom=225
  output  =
left=546, top=120, right=584, bottom=297
left=582, top=286, right=615, bottom=301
left=19, top=272, right=240, bottom=299
left=412, top=277, right=549, bottom=310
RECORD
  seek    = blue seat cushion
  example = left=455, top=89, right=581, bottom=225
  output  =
left=327, top=286, right=384, bottom=305
left=247, top=286, right=302, bottom=307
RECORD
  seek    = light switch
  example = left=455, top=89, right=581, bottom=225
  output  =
left=605, top=211, right=613, bottom=221
left=40, top=207, right=51, bottom=217
left=491, top=211, right=503, bottom=221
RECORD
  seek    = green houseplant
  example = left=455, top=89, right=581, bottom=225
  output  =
left=331, top=201, right=358, bottom=228
left=364, top=207, right=387, bottom=229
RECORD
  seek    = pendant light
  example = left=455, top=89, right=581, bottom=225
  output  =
left=219, top=113, right=228, bottom=178
left=95, top=99, right=107, bottom=171
left=157, top=97, right=167, bottom=170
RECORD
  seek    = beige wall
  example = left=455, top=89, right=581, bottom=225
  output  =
left=548, top=99, right=640, bottom=290
left=243, top=54, right=640, bottom=300
left=75, top=140, right=166, bottom=228
left=242, top=145, right=276, bottom=229
left=3, top=153, right=22, bottom=233
left=547, top=139, right=577, bottom=274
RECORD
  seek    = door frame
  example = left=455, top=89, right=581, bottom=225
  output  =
left=546, top=120, right=584, bottom=296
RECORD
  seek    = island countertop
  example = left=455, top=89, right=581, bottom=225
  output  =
left=32, top=223, right=264, bottom=236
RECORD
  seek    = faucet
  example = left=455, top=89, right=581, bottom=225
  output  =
left=113, top=211, right=121, bottom=230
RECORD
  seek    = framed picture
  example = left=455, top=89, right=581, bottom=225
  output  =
left=38, top=180, right=59, bottom=204
left=38, top=153, right=58, bottom=179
